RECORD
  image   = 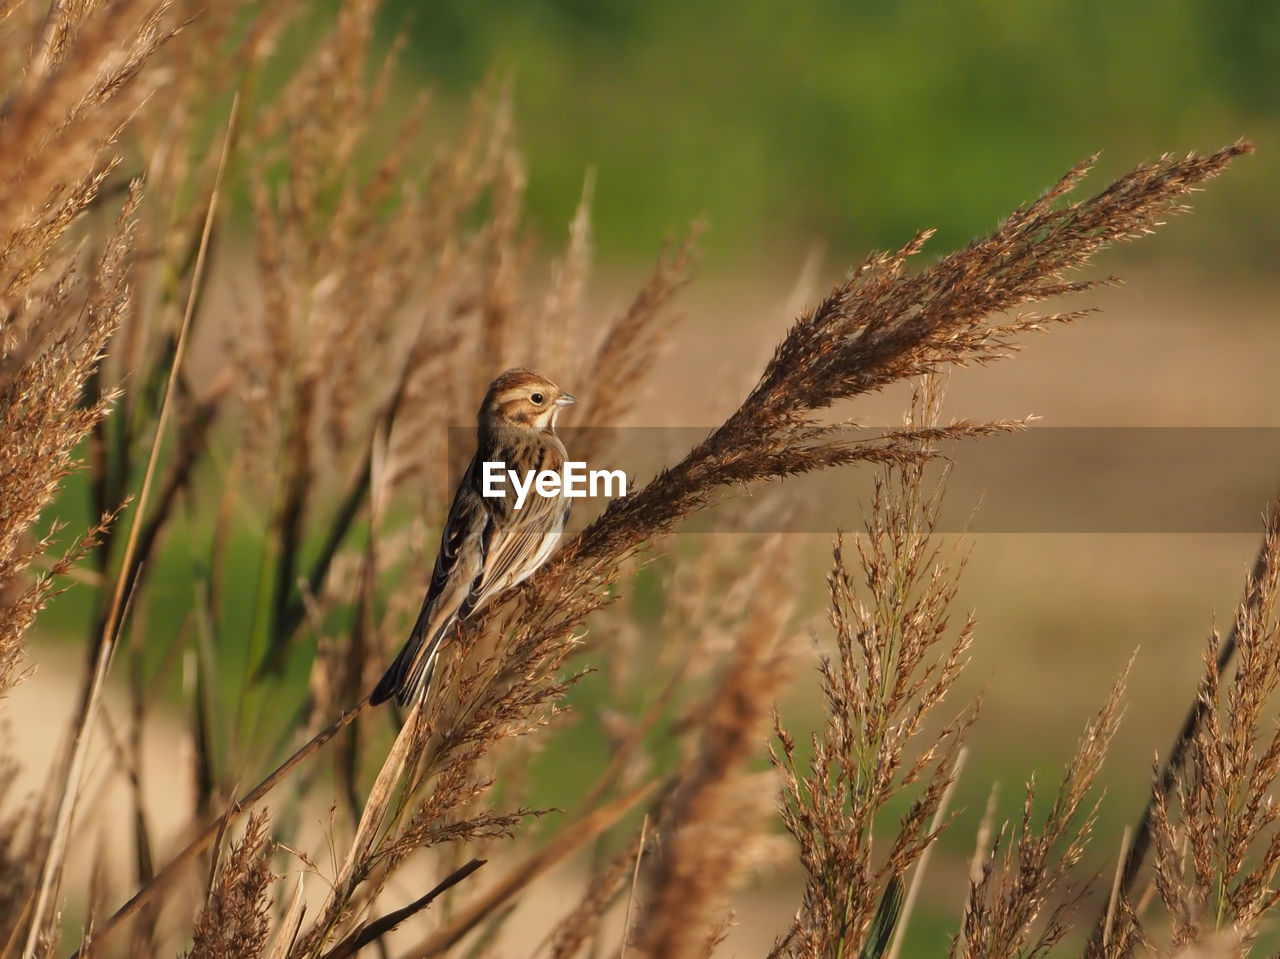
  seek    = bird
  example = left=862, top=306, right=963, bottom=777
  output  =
left=371, top=368, right=576, bottom=708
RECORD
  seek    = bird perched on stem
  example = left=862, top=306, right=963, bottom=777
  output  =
left=371, top=368, right=576, bottom=708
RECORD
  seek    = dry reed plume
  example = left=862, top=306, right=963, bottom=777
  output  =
left=0, top=0, right=1271, bottom=957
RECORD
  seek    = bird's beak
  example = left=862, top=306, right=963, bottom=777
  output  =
left=555, top=392, right=577, bottom=407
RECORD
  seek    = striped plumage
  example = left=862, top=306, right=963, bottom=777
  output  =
left=371, top=369, right=576, bottom=708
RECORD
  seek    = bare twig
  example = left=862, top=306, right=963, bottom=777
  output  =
left=321, top=859, right=486, bottom=959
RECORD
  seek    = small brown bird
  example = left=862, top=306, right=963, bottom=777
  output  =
left=371, top=369, right=576, bottom=708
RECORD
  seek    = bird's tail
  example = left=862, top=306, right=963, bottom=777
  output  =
left=370, top=624, right=448, bottom=708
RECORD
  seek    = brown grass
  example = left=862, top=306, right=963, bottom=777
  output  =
left=0, top=1, right=1273, bottom=957
left=768, top=381, right=978, bottom=959
left=1147, top=516, right=1280, bottom=955
left=184, top=810, right=276, bottom=959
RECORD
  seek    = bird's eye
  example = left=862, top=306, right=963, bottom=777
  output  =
left=530, top=392, right=545, bottom=405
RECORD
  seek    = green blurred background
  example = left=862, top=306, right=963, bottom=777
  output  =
left=377, top=0, right=1276, bottom=269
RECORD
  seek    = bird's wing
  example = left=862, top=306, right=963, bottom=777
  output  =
left=422, top=458, right=488, bottom=610
left=370, top=457, right=492, bottom=706
left=463, top=484, right=567, bottom=617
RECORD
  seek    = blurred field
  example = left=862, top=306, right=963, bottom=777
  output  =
left=377, top=0, right=1280, bottom=268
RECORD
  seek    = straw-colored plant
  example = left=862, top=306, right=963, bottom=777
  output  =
left=1, top=1, right=1276, bottom=958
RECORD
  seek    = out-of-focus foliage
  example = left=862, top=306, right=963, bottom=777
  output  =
left=381, top=0, right=1277, bottom=265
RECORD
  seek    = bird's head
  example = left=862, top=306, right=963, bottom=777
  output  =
left=481, top=368, right=576, bottom=431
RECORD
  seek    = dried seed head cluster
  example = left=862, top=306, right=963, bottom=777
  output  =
left=184, top=810, right=276, bottom=959
left=543, top=144, right=1251, bottom=601
left=0, top=0, right=165, bottom=699
left=958, top=662, right=1130, bottom=959
left=1149, top=517, right=1280, bottom=957
left=769, top=382, right=978, bottom=958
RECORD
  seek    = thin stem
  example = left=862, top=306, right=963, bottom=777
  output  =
left=886, top=747, right=967, bottom=959
left=23, top=95, right=240, bottom=959
left=619, top=813, right=649, bottom=959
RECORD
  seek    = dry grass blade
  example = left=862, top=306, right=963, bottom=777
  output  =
left=25, top=0, right=73, bottom=78
left=264, top=876, right=307, bottom=959
left=539, top=810, right=653, bottom=959
left=94, top=89, right=236, bottom=664
left=20, top=571, right=119, bottom=959
left=620, top=814, right=649, bottom=959
left=887, top=747, right=968, bottom=959
left=1101, top=825, right=1133, bottom=956
left=307, top=699, right=425, bottom=947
